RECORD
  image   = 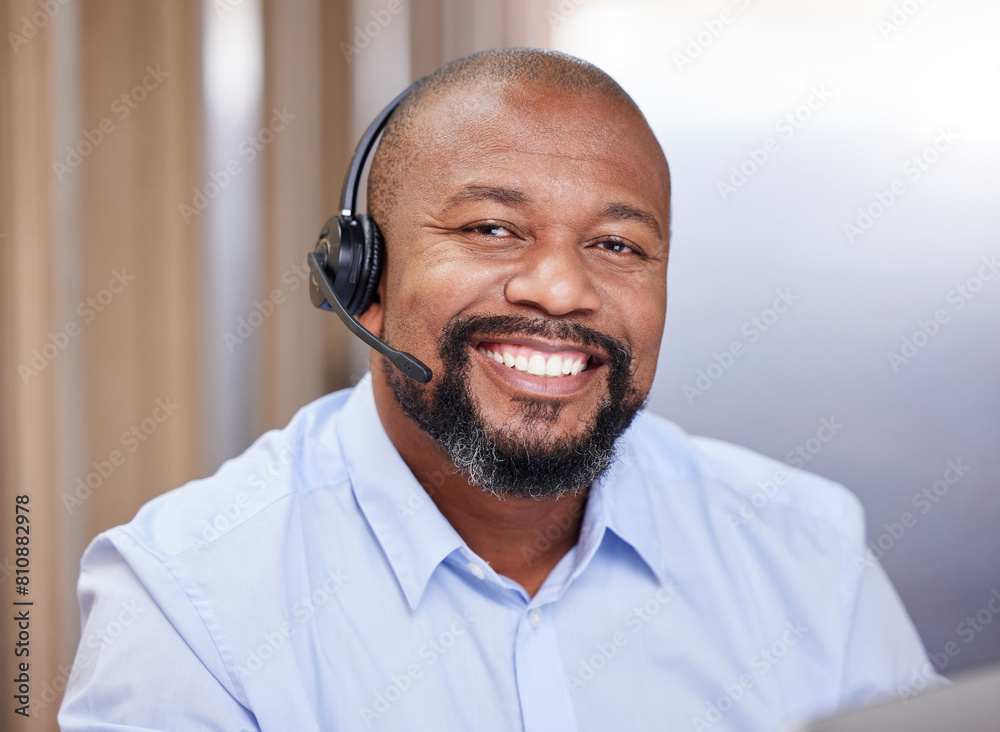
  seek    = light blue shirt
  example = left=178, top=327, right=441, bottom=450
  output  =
left=59, top=374, right=937, bottom=731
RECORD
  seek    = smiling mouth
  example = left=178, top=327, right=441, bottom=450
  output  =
left=474, top=340, right=596, bottom=378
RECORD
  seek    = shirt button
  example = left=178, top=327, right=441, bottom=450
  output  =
left=467, top=562, right=486, bottom=580
left=528, top=608, right=542, bottom=629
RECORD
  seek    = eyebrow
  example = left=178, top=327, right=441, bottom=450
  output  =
left=440, top=185, right=663, bottom=239
left=599, top=202, right=662, bottom=238
left=441, top=185, right=530, bottom=212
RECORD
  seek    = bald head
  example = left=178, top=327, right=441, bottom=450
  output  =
left=367, top=48, right=667, bottom=242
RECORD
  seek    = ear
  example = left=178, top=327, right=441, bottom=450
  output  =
left=357, top=280, right=385, bottom=338
left=358, top=281, right=386, bottom=377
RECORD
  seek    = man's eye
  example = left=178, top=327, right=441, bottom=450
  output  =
left=597, top=239, right=636, bottom=255
left=468, top=224, right=512, bottom=237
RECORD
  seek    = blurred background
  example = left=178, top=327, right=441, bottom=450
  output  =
left=1, top=0, right=997, bottom=727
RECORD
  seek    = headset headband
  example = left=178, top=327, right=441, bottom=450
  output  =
left=308, top=79, right=433, bottom=384
left=339, top=82, right=420, bottom=216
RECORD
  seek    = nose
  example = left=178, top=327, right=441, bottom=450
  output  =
left=504, top=236, right=601, bottom=316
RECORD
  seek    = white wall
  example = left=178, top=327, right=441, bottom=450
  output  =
left=554, top=0, right=1000, bottom=674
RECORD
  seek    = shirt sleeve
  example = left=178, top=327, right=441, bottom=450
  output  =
left=838, top=556, right=947, bottom=710
left=58, top=533, right=260, bottom=731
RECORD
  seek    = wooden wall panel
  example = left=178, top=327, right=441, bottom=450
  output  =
left=320, top=0, right=359, bottom=393
left=258, top=0, right=355, bottom=433
left=410, top=0, right=551, bottom=78
left=76, top=0, right=204, bottom=536
left=1, top=1, right=204, bottom=727
left=0, top=2, right=64, bottom=726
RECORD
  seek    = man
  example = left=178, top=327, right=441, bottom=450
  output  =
left=59, top=49, right=938, bottom=731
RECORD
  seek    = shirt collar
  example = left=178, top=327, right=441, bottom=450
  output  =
left=337, top=374, right=464, bottom=610
left=521, top=428, right=679, bottom=606
left=589, top=431, right=676, bottom=589
left=338, top=378, right=679, bottom=608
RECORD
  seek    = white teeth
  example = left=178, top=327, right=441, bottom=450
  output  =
left=479, top=345, right=589, bottom=378
left=526, top=354, right=547, bottom=375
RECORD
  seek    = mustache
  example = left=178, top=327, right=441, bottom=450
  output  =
left=438, top=314, right=632, bottom=374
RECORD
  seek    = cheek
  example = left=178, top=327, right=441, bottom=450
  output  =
left=615, top=286, right=666, bottom=383
left=385, top=252, right=503, bottom=348
left=420, top=255, right=504, bottom=304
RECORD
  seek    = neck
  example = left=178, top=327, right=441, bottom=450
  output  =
left=372, top=369, right=587, bottom=597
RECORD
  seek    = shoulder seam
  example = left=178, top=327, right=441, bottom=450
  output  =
left=108, top=527, right=253, bottom=708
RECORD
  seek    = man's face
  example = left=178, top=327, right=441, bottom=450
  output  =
left=366, top=82, right=670, bottom=498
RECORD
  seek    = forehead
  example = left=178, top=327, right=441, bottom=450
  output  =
left=402, top=82, right=670, bottom=214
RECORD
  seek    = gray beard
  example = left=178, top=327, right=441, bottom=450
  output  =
left=384, top=314, right=645, bottom=500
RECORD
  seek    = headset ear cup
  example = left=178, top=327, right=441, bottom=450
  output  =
left=353, top=214, right=383, bottom=316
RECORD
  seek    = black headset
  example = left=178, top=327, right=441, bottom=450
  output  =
left=308, top=82, right=432, bottom=384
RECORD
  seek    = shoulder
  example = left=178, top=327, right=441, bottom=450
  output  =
left=68, top=386, right=370, bottom=715
left=115, top=386, right=357, bottom=561
left=618, top=412, right=870, bottom=661
left=625, top=410, right=864, bottom=536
